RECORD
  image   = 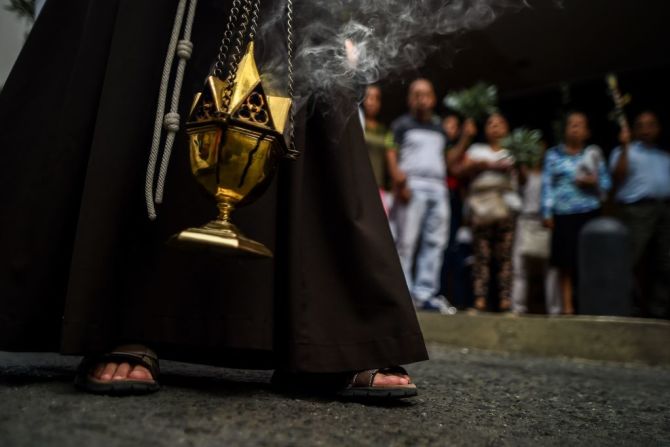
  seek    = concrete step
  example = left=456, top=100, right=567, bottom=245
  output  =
left=418, top=311, right=670, bottom=366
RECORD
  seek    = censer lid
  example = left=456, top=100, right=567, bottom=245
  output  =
left=189, top=42, right=292, bottom=139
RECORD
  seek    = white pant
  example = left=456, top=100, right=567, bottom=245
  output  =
left=393, top=179, right=450, bottom=302
left=512, top=216, right=561, bottom=314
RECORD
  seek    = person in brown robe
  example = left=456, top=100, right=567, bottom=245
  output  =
left=0, top=0, right=427, bottom=397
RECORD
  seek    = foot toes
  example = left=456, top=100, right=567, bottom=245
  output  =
left=112, top=363, right=132, bottom=380
left=373, top=373, right=411, bottom=387
left=129, top=365, right=153, bottom=381
left=91, top=362, right=152, bottom=382
left=100, top=362, right=118, bottom=381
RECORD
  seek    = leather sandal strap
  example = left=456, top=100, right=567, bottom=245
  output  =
left=351, top=369, right=379, bottom=388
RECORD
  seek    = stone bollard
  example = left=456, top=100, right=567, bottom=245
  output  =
left=578, top=217, right=633, bottom=316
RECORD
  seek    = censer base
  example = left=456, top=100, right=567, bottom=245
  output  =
left=169, top=225, right=273, bottom=258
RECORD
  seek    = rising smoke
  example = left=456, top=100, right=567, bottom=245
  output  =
left=255, top=0, right=530, bottom=101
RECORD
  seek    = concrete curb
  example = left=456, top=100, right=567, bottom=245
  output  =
left=417, top=312, right=670, bottom=366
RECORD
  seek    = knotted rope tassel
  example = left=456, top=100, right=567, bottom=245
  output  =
left=145, top=0, right=199, bottom=220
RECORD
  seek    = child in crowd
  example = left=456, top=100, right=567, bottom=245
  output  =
left=512, top=145, right=562, bottom=315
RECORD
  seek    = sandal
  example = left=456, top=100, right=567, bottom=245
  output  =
left=271, top=366, right=417, bottom=400
left=74, top=344, right=161, bottom=395
left=337, top=367, right=417, bottom=399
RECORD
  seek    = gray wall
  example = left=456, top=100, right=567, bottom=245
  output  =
left=35, top=0, right=46, bottom=15
left=0, top=5, right=30, bottom=87
left=0, top=0, right=45, bottom=87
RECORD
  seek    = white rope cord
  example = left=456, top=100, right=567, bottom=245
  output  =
left=155, top=0, right=199, bottom=206
left=145, top=0, right=198, bottom=220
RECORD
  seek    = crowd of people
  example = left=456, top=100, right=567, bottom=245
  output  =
left=360, top=79, right=670, bottom=319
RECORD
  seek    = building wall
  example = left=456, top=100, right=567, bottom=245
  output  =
left=0, top=0, right=45, bottom=87
left=0, top=5, right=32, bottom=87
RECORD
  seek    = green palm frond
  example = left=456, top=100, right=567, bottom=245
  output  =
left=443, top=82, right=498, bottom=121
left=502, top=128, right=544, bottom=167
left=4, top=0, right=35, bottom=21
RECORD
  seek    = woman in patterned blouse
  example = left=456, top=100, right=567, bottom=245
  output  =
left=541, top=112, right=612, bottom=314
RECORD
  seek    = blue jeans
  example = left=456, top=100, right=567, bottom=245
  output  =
left=394, top=179, right=450, bottom=301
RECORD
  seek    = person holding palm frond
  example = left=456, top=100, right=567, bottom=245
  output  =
left=462, top=113, right=520, bottom=312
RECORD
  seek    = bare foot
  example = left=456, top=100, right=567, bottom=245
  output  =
left=92, top=362, right=154, bottom=382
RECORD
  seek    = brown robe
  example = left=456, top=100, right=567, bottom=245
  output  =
left=0, top=0, right=427, bottom=373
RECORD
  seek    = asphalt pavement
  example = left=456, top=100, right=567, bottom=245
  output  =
left=1, top=345, right=668, bottom=446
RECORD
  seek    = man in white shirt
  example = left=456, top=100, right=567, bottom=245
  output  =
left=386, top=79, right=452, bottom=313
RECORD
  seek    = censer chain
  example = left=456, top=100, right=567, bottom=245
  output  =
left=214, top=0, right=242, bottom=79
left=220, top=0, right=256, bottom=111
left=214, top=0, right=300, bottom=159
left=285, top=0, right=299, bottom=160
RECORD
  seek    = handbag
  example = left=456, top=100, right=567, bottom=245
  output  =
left=467, top=172, right=513, bottom=226
left=517, top=218, right=551, bottom=259
left=467, top=190, right=511, bottom=226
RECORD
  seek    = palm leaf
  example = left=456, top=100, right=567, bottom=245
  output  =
left=502, top=128, right=544, bottom=167
left=443, top=82, right=498, bottom=121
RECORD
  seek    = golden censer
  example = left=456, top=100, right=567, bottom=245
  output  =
left=146, top=0, right=299, bottom=257
left=174, top=41, right=292, bottom=257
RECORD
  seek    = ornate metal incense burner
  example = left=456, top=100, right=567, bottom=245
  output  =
left=170, top=0, right=297, bottom=257
left=173, top=42, right=291, bottom=256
